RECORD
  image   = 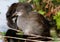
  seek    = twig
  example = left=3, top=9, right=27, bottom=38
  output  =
left=3, top=36, right=40, bottom=42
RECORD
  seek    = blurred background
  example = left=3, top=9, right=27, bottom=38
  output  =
left=0, top=0, right=18, bottom=42
left=0, top=0, right=18, bottom=32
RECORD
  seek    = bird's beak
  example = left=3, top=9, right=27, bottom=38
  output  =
left=12, top=12, right=23, bottom=16
left=17, top=12, right=23, bottom=16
